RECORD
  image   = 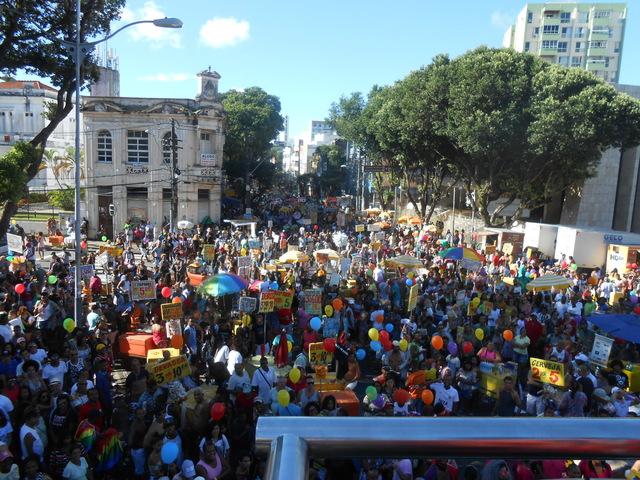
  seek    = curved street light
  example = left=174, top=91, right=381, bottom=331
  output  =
left=61, top=0, right=182, bottom=327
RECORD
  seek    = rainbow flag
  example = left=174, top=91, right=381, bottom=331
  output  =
left=75, top=420, right=96, bottom=452
left=95, top=428, right=123, bottom=472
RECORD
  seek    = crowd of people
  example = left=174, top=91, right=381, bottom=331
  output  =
left=0, top=192, right=639, bottom=480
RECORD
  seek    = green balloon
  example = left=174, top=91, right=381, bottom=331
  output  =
left=365, top=385, right=377, bottom=401
left=63, top=318, right=75, bottom=333
left=102, top=236, right=108, bottom=242
left=48, top=275, right=57, bottom=284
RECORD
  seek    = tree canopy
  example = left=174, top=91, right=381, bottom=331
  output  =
left=0, top=0, right=125, bottom=236
left=327, top=46, right=640, bottom=226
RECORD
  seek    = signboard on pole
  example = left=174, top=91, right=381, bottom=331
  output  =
left=96, top=251, right=109, bottom=269
left=259, top=292, right=276, bottom=313
left=6, top=233, right=23, bottom=254
left=590, top=334, right=614, bottom=367
left=323, top=316, right=340, bottom=338
left=529, top=357, right=565, bottom=387
left=308, top=342, right=332, bottom=365
left=70, top=265, right=95, bottom=279
left=239, top=296, right=257, bottom=314
left=273, top=290, right=294, bottom=309
left=202, top=244, right=216, bottom=261
left=161, top=303, right=183, bottom=321
left=153, top=355, right=192, bottom=386
left=304, top=289, right=323, bottom=316
left=407, top=284, right=420, bottom=311
left=131, top=280, right=156, bottom=301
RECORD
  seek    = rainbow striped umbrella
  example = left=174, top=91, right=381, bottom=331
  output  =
left=198, top=273, right=249, bottom=296
left=438, top=247, right=484, bottom=262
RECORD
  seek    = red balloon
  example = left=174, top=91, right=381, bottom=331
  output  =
left=634, top=307, right=640, bottom=315
left=561, top=261, right=567, bottom=268
left=171, top=334, right=183, bottom=349
left=633, top=263, right=638, bottom=269
left=323, top=338, right=336, bottom=353
left=210, top=402, right=225, bottom=421
left=463, top=341, right=473, bottom=354
left=14, top=284, right=25, bottom=294
left=161, top=287, right=172, bottom=298
left=378, top=330, right=390, bottom=342
left=382, top=340, right=393, bottom=351
left=627, top=263, right=633, bottom=268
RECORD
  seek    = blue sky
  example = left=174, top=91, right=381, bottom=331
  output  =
left=40, top=1, right=640, bottom=138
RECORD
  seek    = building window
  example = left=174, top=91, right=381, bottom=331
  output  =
left=557, top=56, right=569, bottom=67
left=200, top=132, right=212, bottom=155
left=575, top=42, right=585, bottom=53
left=524, top=42, right=530, bottom=52
left=590, top=40, right=608, bottom=49
left=527, top=12, right=533, bottom=23
left=558, top=42, right=568, bottom=53
left=126, top=187, right=148, bottom=199
left=162, top=131, right=176, bottom=164
left=543, top=25, right=559, bottom=34
left=127, top=130, right=149, bottom=163
left=541, top=40, right=558, bottom=49
left=561, top=27, right=572, bottom=38
left=533, top=27, right=540, bottom=38
left=571, top=57, right=582, bottom=68
left=97, top=130, right=112, bottom=163
left=591, top=27, right=610, bottom=36
left=560, top=12, right=571, bottom=23
left=198, top=189, right=209, bottom=200
left=579, top=12, right=589, bottom=23
left=593, top=10, right=611, bottom=19
left=614, top=41, right=621, bottom=53
left=575, top=27, right=585, bottom=38
left=594, top=70, right=609, bottom=81
left=162, top=188, right=172, bottom=200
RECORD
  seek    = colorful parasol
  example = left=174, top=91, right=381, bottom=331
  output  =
left=374, top=221, right=392, bottom=229
left=525, top=274, right=573, bottom=291
left=197, top=273, right=249, bottom=296
left=278, top=251, right=310, bottom=263
left=387, top=255, right=424, bottom=268
left=438, top=247, right=484, bottom=262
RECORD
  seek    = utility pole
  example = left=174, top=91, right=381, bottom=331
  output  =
left=169, top=119, right=179, bottom=232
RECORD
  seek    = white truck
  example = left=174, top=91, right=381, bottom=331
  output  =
left=524, top=223, right=559, bottom=258
left=554, top=225, right=640, bottom=269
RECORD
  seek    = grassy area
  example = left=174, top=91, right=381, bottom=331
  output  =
left=13, top=212, right=53, bottom=221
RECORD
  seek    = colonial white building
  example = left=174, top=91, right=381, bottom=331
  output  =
left=82, top=68, right=225, bottom=238
left=0, top=80, right=78, bottom=192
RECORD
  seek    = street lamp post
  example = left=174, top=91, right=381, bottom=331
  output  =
left=61, top=0, right=181, bottom=326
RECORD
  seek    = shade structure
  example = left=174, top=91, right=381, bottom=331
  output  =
left=278, top=251, right=310, bottom=263
left=438, top=247, right=484, bottom=262
left=366, top=207, right=382, bottom=215
left=197, top=273, right=249, bottom=297
left=374, top=221, right=392, bottom=229
left=387, top=255, right=424, bottom=268
left=398, top=215, right=422, bottom=224
left=588, top=314, right=640, bottom=343
left=314, top=249, right=341, bottom=261
left=177, top=220, right=193, bottom=229
left=525, top=274, right=573, bottom=291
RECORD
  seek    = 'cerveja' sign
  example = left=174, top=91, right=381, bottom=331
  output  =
left=529, top=357, right=565, bottom=387
left=153, top=355, right=191, bottom=385
left=161, top=303, right=183, bottom=321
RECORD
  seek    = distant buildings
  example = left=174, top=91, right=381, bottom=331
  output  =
left=503, top=2, right=627, bottom=83
left=282, top=120, right=338, bottom=177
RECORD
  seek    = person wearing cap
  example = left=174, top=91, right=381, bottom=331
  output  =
left=173, top=459, right=196, bottom=480
left=163, top=416, right=184, bottom=468
left=0, top=449, right=18, bottom=479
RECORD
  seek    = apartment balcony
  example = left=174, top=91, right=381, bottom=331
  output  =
left=591, top=17, right=612, bottom=26
left=587, top=47, right=609, bottom=56
left=541, top=17, right=561, bottom=26
left=589, top=32, right=610, bottom=41
left=538, top=47, right=558, bottom=55
left=540, top=32, right=560, bottom=40
left=586, top=60, right=607, bottom=71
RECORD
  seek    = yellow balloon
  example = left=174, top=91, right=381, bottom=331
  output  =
left=368, top=328, right=379, bottom=341
left=325, top=305, right=334, bottom=316
left=289, top=367, right=301, bottom=383
left=399, top=339, right=408, bottom=351
left=472, top=298, right=480, bottom=307
left=242, top=315, right=251, bottom=326
left=407, top=272, right=414, bottom=279
left=475, top=328, right=484, bottom=341
left=425, top=368, right=437, bottom=380
left=287, top=340, right=293, bottom=352
left=277, top=389, right=290, bottom=407
left=241, top=248, right=247, bottom=255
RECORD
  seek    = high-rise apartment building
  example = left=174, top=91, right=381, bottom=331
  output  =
left=503, top=2, right=626, bottom=83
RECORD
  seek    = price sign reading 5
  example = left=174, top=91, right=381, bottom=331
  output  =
left=529, top=357, right=565, bottom=387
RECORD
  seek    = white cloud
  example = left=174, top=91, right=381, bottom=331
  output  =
left=138, top=73, right=192, bottom=82
left=491, top=10, right=514, bottom=30
left=200, top=17, right=250, bottom=48
left=119, top=1, right=182, bottom=49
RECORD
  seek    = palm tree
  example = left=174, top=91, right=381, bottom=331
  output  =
left=40, top=149, right=74, bottom=189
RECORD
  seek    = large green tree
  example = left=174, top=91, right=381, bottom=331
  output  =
left=0, top=0, right=125, bottom=236
left=221, top=87, right=284, bottom=203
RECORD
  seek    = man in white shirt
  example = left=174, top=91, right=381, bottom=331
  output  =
left=226, top=341, right=243, bottom=376
left=429, top=375, right=459, bottom=415
left=251, top=356, right=276, bottom=401
left=0, top=314, right=12, bottom=343
left=42, top=353, right=68, bottom=385
left=227, top=363, right=251, bottom=401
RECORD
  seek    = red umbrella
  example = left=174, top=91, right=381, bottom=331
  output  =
left=249, top=280, right=261, bottom=293
left=274, top=330, right=289, bottom=369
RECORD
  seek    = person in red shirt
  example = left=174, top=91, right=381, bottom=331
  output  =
left=78, top=388, right=104, bottom=429
left=525, top=314, right=545, bottom=358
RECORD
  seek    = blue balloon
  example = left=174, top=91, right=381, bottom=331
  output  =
left=385, top=323, right=394, bottom=333
left=310, top=317, right=322, bottom=330
left=356, top=349, right=366, bottom=360
left=286, top=334, right=294, bottom=343
left=7, top=251, right=12, bottom=256
left=374, top=322, right=384, bottom=331
left=370, top=340, right=382, bottom=352
left=270, top=282, right=279, bottom=290
left=161, top=442, right=178, bottom=464
left=406, top=279, right=412, bottom=286
left=273, top=336, right=280, bottom=346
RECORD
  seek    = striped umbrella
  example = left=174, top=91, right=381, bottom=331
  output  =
left=314, top=249, right=341, bottom=261
left=525, top=274, right=573, bottom=291
left=387, top=255, right=424, bottom=268
left=197, top=273, right=250, bottom=296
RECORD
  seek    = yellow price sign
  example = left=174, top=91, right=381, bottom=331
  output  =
left=161, top=303, right=183, bottom=321
left=529, top=357, right=565, bottom=387
left=146, top=348, right=180, bottom=361
left=153, top=355, right=191, bottom=386
left=308, top=342, right=332, bottom=366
